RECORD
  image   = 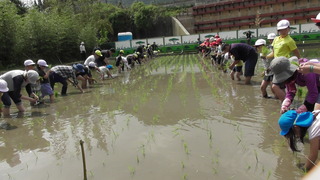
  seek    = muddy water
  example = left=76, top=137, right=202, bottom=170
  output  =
left=0, top=54, right=313, bottom=180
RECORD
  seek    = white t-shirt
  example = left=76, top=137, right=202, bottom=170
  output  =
left=84, top=55, right=95, bottom=66
left=308, top=111, right=320, bottom=140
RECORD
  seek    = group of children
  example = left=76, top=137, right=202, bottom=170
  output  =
left=199, top=14, right=320, bottom=172
left=0, top=44, right=156, bottom=118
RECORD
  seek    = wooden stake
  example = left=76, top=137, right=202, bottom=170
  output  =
left=80, top=140, right=87, bottom=180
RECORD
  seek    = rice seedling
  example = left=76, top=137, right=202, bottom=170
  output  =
left=7, top=173, right=13, bottom=180
left=152, top=115, right=160, bottom=124
left=172, top=126, right=180, bottom=137
left=267, top=170, right=272, bottom=180
left=254, top=150, right=259, bottom=163
left=182, top=173, right=187, bottom=180
left=140, top=144, right=146, bottom=157
left=128, top=166, right=135, bottom=176
left=89, top=170, right=94, bottom=178
left=136, top=155, right=140, bottom=164
left=183, top=142, right=189, bottom=155
left=181, top=161, right=185, bottom=169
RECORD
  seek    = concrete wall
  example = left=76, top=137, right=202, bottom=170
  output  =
left=172, top=17, right=190, bottom=36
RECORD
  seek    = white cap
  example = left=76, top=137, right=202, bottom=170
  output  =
left=24, top=59, right=35, bottom=66
left=254, top=39, right=266, bottom=46
left=88, top=61, right=96, bottom=68
left=26, top=70, right=39, bottom=84
left=0, top=79, right=9, bottom=92
left=277, top=19, right=290, bottom=30
left=81, top=42, right=84, bottom=44
left=267, top=33, right=276, bottom=40
left=37, top=59, right=48, bottom=67
left=209, top=37, right=215, bottom=42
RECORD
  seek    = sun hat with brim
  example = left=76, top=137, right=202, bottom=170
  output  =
left=277, top=19, right=290, bottom=30
left=72, top=64, right=85, bottom=73
left=0, top=79, right=9, bottom=92
left=26, top=70, right=39, bottom=84
left=279, top=110, right=314, bottom=136
left=311, top=13, right=320, bottom=23
left=269, top=56, right=297, bottom=84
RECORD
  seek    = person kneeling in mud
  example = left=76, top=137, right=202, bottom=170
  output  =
left=278, top=109, right=320, bottom=172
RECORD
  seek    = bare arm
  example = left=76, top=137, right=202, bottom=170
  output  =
left=292, top=48, right=301, bottom=59
left=305, top=137, right=320, bottom=171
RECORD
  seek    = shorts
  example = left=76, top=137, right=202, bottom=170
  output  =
left=233, top=66, right=243, bottom=72
left=263, top=75, right=273, bottom=82
left=244, top=50, right=258, bottom=77
left=1, top=91, right=22, bottom=108
left=41, top=83, right=54, bottom=97
left=273, top=82, right=286, bottom=89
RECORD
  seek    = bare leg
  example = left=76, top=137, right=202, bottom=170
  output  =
left=272, top=84, right=285, bottom=101
left=236, top=72, right=241, bottom=81
left=16, top=104, right=25, bottom=112
left=260, top=80, right=269, bottom=97
left=2, top=107, right=10, bottom=117
left=230, top=71, right=235, bottom=80
left=244, top=76, right=252, bottom=85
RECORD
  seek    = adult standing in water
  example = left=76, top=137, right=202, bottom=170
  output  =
left=222, top=43, right=258, bottom=85
left=80, top=42, right=86, bottom=61
left=0, top=70, right=39, bottom=116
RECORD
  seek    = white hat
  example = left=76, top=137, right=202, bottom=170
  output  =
left=311, top=13, right=320, bottom=23
left=88, top=61, right=96, bottom=68
left=277, top=19, right=290, bottom=30
left=81, top=42, right=84, bottom=44
left=254, top=39, right=266, bottom=46
left=37, top=59, right=48, bottom=67
left=0, top=79, right=9, bottom=92
left=24, top=59, right=35, bottom=66
left=26, top=70, right=39, bottom=84
left=209, top=37, right=215, bottom=42
left=267, top=33, right=276, bottom=40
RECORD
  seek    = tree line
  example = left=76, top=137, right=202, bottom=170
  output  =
left=0, top=0, right=185, bottom=69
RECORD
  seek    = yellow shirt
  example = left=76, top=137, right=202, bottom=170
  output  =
left=235, top=60, right=243, bottom=67
left=272, top=35, right=297, bottom=58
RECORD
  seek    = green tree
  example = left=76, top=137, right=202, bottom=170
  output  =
left=109, top=8, right=133, bottom=41
left=0, top=0, right=19, bottom=68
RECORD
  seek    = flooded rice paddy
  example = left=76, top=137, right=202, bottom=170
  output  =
left=0, top=54, right=316, bottom=180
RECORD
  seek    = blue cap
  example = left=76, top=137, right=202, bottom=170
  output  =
left=106, top=65, right=113, bottom=69
left=73, top=64, right=85, bottom=73
left=278, top=110, right=314, bottom=136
